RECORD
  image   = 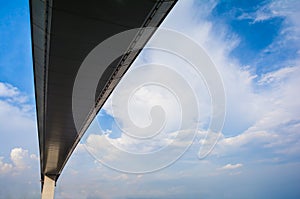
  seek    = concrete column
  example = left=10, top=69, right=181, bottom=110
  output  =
left=41, top=176, right=55, bottom=199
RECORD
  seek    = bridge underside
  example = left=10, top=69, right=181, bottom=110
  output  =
left=30, top=0, right=177, bottom=194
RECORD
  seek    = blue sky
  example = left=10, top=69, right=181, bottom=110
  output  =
left=1, top=0, right=300, bottom=198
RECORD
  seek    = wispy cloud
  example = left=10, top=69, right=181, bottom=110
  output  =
left=258, top=66, right=298, bottom=85
left=219, top=163, right=243, bottom=170
left=19, top=0, right=299, bottom=198
left=0, top=82, right=20, bottom=98
left=0, top=82, right=29, bottom=104
left=0, top=81, right=39, bottom=197
left=0, top=82, right=36, bottom=143
left=91, top=0, right=300, bottom=167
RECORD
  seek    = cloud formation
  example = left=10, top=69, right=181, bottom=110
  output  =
left=219, top=163, right=243, bottom=170
left=0, top=81, right=37, bottom=155
left=0, top=157, right=13, bottom=174
left=0, top=147, right=38, bottom=175
left=0, top=82, right=39, bottom=198
left=1, top=0, right=300, bottom=198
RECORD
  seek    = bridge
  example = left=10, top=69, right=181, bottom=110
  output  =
left=30, top=0, right=177, bottom=198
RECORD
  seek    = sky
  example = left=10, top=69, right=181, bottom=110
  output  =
left=0, top=0, right=300, bottom=198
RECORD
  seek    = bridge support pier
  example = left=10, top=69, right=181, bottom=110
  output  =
left=41, top=176, right=55, bottom=199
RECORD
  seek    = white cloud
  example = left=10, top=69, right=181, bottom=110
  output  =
left=0, top=148, right=40, bottom=198
left=219, top=163, right=243, bottom=170
left=0, top=82, right=36, bottom=154
left=258, top=66, right=297, bottom=85
left=57, top=0, right=300, bottom=197
left=163, top=0, right=300, bottom=161
left=0, top=157, right=13, bottom=174
left=220, top=131, right=276, bottom=148
left=238, top=0, right=300, bottom=65
left=213, top=64, right=300, bottom=157
left=237, top=0, right=300, bottom=26
left=0, top=82, right=19, bottom=98
left=0, top=99, right=35, bottom=130
left=98, top=0, right=300, bottom=162
left=0, top=82, right=28, bottom=104
left=0, top=81, right=40, bottom=197
left=10, top=148, right=30, bottom=170
left=30, top=154, right=39, bottom=161
left=0, top=148, right=38, bottom=175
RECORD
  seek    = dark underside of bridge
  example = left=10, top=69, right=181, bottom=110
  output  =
left=30, top=0, right=177, bottom=190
